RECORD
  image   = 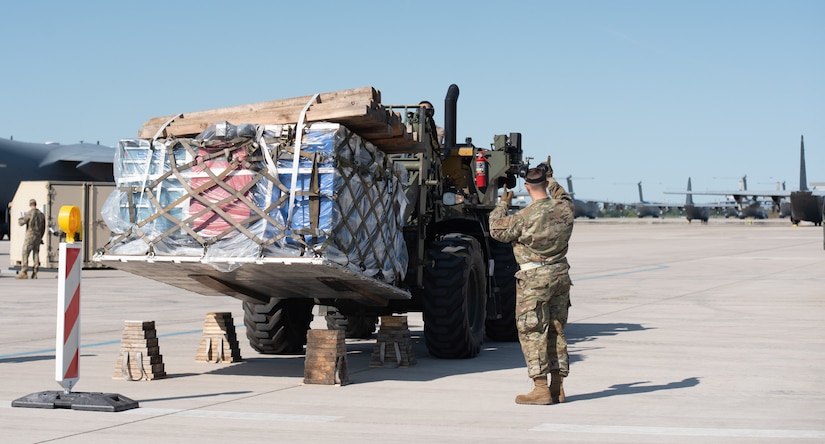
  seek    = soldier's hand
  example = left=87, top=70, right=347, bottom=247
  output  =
left=537, top=162, right=553, bottom=178
left=501, top=189, right=514, bottom=205
left=537, top=155, right=553, bottom=177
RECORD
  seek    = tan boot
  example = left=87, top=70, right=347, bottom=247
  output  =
left=15, top=271, right=28, bottom=279
left=515, top=376, right=551, bottom=405
left=550, top=373, right=565, bottom=404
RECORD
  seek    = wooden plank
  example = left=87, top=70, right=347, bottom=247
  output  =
left=135, top=86, right=416, bottom=153
left=138, top=102, right=378, bottom=139
left=140, top=87, right=379, bottom=137
left=142, top=86, right=378, bottom=126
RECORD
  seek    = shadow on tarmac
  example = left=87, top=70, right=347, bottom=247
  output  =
left=138, top=390, right=253, bottom=403
left=562, top=322, right=699, bottom=403
left=0, top=354, right=56, bottom=364
left=196, top=323, right=650, bottom=384
left=567, top=377, right=701, bottom=402
left=567, top=322, right=653, bottom=344
left=0, top=353, right=100, bottom=364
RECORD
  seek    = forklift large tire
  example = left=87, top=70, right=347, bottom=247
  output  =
left=485, top=239, right=519, bottom=342
left=243, top=298, right=314, bottom=354
left=422, top=235, right=486, bottom=359
left=325, top=310, right=378, bottom=339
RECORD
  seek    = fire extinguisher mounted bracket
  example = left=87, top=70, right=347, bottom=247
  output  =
left=474, top=150, right=488, bottom=189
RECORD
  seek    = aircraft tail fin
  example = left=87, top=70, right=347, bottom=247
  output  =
left=638, top=182, right=646, bottom=203
left=686, top=178, right=694, bottom=205
left=799, top=135, right=808, bottom=191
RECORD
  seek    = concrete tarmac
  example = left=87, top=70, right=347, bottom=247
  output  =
left=1, top=219, right=824, bottom=443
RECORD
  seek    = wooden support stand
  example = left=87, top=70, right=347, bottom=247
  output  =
left=303, top=329, right=348, bottom=385
left=195, top=312, right=242, bottom=363
left=370, top=316, right=416, bottom=368
left=113, top=321, right=166, bottom=381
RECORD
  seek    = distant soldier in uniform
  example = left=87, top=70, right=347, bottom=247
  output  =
left=418, top=100, right=444, bottom=148
left=489, top=162, right=574, bottom=405
left=17, top=198, right=46, bottom=279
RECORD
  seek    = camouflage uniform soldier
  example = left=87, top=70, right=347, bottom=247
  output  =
left=489, top=164, right=574, bottom=405
left=17, top=199, right=46, bottom=279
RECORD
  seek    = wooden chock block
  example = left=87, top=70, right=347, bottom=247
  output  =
left=196, top=312, right=242, bottom=363
left=304, top=329, right=348, bottom=385
left=114, top=320, right=167, bottom=381
left=370, top=315, right=416, bottom=368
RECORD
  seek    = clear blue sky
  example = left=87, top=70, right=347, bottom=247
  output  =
left=2, top=0, right=822, bottom=204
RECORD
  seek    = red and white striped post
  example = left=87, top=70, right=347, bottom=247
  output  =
left=56, top=206, right=82, bottom=393
left=13, top=204, right=138, bottom=411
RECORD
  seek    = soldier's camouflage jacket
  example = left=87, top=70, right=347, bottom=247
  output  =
left=489, top=177, right=575, bottom=300
left=19, top=208, right=46, bottom=246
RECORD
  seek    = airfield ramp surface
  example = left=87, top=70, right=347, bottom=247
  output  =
left=1, top=219, right=823, bottom=443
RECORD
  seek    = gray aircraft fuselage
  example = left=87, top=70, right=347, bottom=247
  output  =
left=0, top=138, right=114, bottom=238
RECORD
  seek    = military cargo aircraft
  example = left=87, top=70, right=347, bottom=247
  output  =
left=683, top=178, right=711, bottom=223
left=666, top=136, right=822, bottom=225
left=676, top=178, right=742, bottom=223
left=0, top=137, right=114, bottom=238
left=634, top=181, right=670, bottom=218
left=563, top=175, right=600, bottom=219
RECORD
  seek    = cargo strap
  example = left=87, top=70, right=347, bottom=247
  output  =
left=121, top=350, right=147, bottom=381
left=378, top=340, right=402, bottom=367
left=334, top=355, right=347, bottom=385
left=286, top=93, right=320, bottom=232
left=204, top=336, right=225, bottom=363
left=137, top=113, right=183, bottom=220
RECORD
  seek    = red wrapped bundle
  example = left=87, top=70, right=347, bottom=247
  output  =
left=189, top=148, right=253, bottom=238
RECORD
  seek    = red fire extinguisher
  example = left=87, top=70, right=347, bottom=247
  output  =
left=475, top=151, right=488, bottom=188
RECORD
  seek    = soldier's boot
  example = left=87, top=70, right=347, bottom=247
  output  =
left=550, top=373, right=565, bottom=404
left=15, top=266, right=28, bottom=279
left=515, top=375, right=551, bottom=405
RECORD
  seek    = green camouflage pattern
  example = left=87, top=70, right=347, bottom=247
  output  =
left=489, top=178, right=574, bottom=265
left=514, top=266, right=571, bottom=377
left=18, top=208, right=46, bottom=271
left=489, top=177, right=574, bottom=378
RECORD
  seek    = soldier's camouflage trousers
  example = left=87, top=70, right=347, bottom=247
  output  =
left=21, top=239, right=41, bottom=272
left=515, top=266, right=571, bottom=379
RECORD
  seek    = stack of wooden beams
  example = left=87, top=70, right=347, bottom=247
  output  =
left=369, top=315, right=416, bottom=368
left=303, top=329, right=348, bottom=385
left=113, top=320, right=166, bottom=381
left=137, top=87, right=417, bottom=153
left=195, top=312, right=242, bottom=363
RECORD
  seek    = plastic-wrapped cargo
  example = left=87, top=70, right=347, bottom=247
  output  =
left=101, top=121, right=409, bottom=284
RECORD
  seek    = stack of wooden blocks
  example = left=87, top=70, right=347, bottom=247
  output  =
left=303, top=329, right=348, bottom=386
left=195, top=312, right=242, bottom=363
left=113, top=320, right=166, bottom=381
left=369, top=316, right=416, bottom=368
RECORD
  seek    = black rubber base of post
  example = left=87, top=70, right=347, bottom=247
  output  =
left=12, top=390, right=139, bottom=412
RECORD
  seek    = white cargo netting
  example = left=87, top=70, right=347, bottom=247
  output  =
left=101, top=121, right=409, bottom=284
